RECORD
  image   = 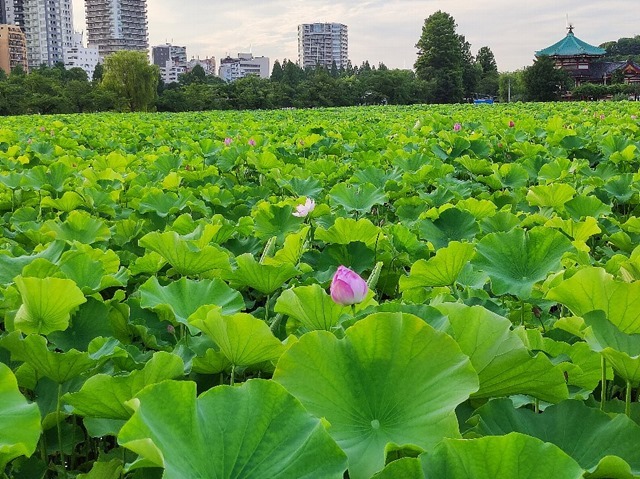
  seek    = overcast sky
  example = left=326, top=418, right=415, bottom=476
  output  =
left=70, top=0, right=638, bottom=72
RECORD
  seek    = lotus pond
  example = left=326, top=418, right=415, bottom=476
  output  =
left=1, top=102, right=640, bottom=478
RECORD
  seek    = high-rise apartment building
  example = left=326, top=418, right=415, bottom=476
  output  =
left=152, top=43, right=187, bottom=84
left=298, top=23, right=348, bottom=70
left=85, top=0, right=148, bottom=58
left=21, top=0, right=74, bottom=68
left=0, top=23, right=28, bottom=73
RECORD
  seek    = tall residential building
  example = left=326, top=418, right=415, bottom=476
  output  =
left=4, top=0, right=25, bottom=27
left=64, top=31, right=99, bottom=78
left=22, top=0, right=74, bottom=68
left=0, top=23, right=28, bottom=73
left=298, top=23, right=348, bottom=70
left=218, top=53, right=269, bottom=82
left=152, top=43, right=187, bottom=84
left=85, top=0, right=148, bottom=58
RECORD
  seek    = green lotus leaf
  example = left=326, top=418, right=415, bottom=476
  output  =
left=252, top=202, right=303, bottom=242
left=480, top=211, right=522, bottom=234
left=0, top=241, right=66, bottom=285
left=417, top=208, right=479, bottom=249
left=190, top=309, right=284, bottom=369
left=139, top=276, right=244, bottom=326
left=0, top=332, right=96, bottom=383
left=436, top=304, right=568, bottom=402
left=421, top=432, right=584, bottom=479
left=400, top=241, right=475, bottom=290
left=492, top=163, right=529, bottom=189
left=14, top=275, right=86, bottom=335
left=546, top=267, right=640, bottom=334
left=47, top=297, right=115, bottom=352
left=273, top=312, right=479, bottom=479
left=128, top=251, right=167, bottom=276
left=372, top=458, right=422, bottom=479
left=42, top=210, right=111, bottom=244
left=262, top=226, right=309, bottom=266
left=118, top=379, right=347, bottom=478
left=472, top=227, right=572, bottom=298
left=139, top=230, right=231, bottom=276
left=546, top=216, right=601, bottom=243
left=329, top=182, right=387, bottom=214
left=583, top=311, right=640, bottom=385
left=138, top=189, right=191, bottom=217
left=274, top=284, right=348, bottom=331
left=526, top=183, right=576, bottom=209
left=314, top=217, right=383, bottom=248
left=64, top=352, right=184, bottom=420
left=58, top=251, right=127, bottom=294
left=0, top=363, right=42, bottom=471
left=76, top=459, right=123, bottom=479
left=469, top=398, right=640, bottom=477
left=40, top=191, right=86, bottom=212
left=229, top=253, right=300, bottom=295
left=564, top=195, right=611, bottom=220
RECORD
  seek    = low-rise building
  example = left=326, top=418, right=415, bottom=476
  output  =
left=218, top=52, right=269, bottom=82
left=0, top=23, right=28, bottom=74
left=187, top=56, right=216, bottom=75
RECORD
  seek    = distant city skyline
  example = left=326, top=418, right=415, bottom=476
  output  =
left=71, top=0, right=638, bottom=72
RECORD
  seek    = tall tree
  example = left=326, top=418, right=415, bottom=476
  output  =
left=102, top=51, right=159, bottom=112
left=414, top=11, right=464, bottom=103
left=523, top=55, right=571, bottom=101
left=476, top=46, right=498, bottom=74
left=477, top=46, right=499, bottom=97
left=459, top=35, right=481, bottom=99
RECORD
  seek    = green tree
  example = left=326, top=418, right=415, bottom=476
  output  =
left=460, top=35, right=481, bottom=100
left=477, top=46, right=499, bottom=97
left=523, top=55, right=571, bottom=101
left=415, top=11, right=464, bottom=103
left=498, top=71, right=526, bottom=102
left=271, top=60, right=284, bottom=81
left=102, top=51, right=159, bottom=112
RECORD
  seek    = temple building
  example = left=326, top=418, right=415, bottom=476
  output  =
left=536, top=26, right=640, bottom=86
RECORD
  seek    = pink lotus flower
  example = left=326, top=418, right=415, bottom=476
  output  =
left=248, top=138, right=256, bottom=146
left=224, top=137, right=233, bottom=146
left=330, top=266, right=368, bottom=306
left=292, top=198, right=315, bottom=217
left=453, top=123, right=462, bottom=132
left=509, top=120, right=515, bottom=128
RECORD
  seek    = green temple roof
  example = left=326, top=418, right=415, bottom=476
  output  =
left=536, top=28, right=606, bottom=57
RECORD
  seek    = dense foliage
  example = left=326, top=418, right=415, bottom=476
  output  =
left=1, top=102, right=640, bottom=478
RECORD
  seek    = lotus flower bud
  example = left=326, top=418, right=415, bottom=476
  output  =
left=330, top=266, right=368, bottom=306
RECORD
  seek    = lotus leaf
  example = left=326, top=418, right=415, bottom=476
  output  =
left=329, top=182, right=387, bottom=214
left=139, top=230, right=231, bottom=276
left=139, top=276, right=244, bottom=325
left=13, top=275, right=86, bottom=335
left=421, top=432, right=584, bottom=479
left=400, top=241, right=475, bottom=290
left=274, top=284, right=348, bottom=331
left=0, top=363, right=42, bottom=470
left=229, top=253, right=299, bottom=295
left=190, top=308, right=284, bottom=369
left=473, top=227, right=572, bottom=298
left=583, top=311, right=640, bottom=385
left=469, top=398, right=640, bottom=477
left=527, top=183, right=576, bottom=209
left=118, top=379, right=347, bottom=478
left=546, top=267, right=640, bottom=334
left=436, top=304, right=568, bottom=402
left=273, top=312, right=479, bottom=479
left=417, top=208, right=479, bottom=249
left=0, top=241, right=65, bottom=285
left=0, top=332, right=96, bottom=383
left=64, top=352, right=184, bottom=420
left=314, top=217, right=382, bottom=248
left=42, top=210, right=111, bottom=244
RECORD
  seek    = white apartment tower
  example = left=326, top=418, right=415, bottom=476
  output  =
left=152, top=43, right=187, bottom=84
left=218, top=53, right=269, bottom=82
left=85, top=0, right=148, bottom=58
left=64, top=31, right=100, bottom=78
left=18, top=0, right=74, bottom=68
left=298, top=23, right=348, bottom=70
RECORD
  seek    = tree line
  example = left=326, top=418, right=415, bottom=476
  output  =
left=0, top=12, right=637, bottom=115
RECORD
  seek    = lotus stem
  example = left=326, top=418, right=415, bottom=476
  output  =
left=626, top=380, right=632, bottom=417
left=534, top=398, right=540, bottom=414
left=230, top=364, right=236, bottom=387
left=57, top=382, right=67, bottom=478
left=600, top=357, right=607, bottom=411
